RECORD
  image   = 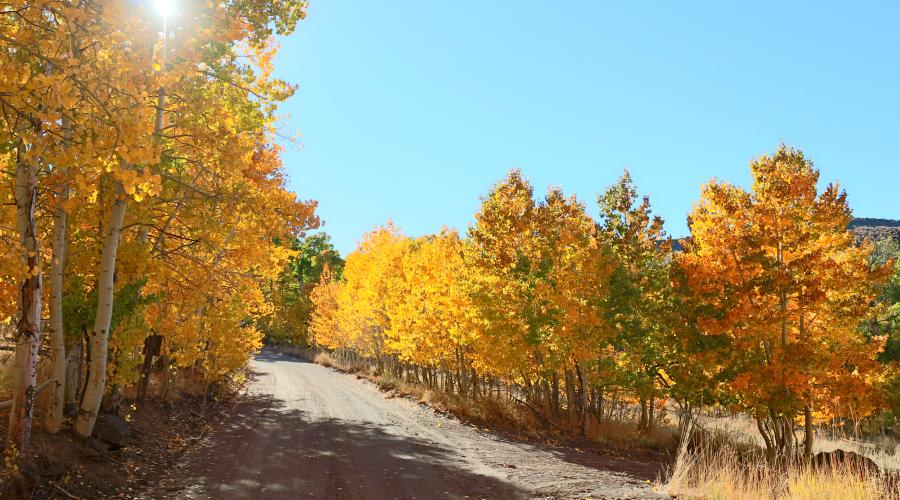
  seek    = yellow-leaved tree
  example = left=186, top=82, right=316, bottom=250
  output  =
left=385, top=229, right=475, bottom=394
left=0, top=0, right=317, bottom=458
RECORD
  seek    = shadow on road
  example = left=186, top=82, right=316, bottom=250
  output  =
left=179, top=390, right=529, bottom=499
left=253, top=349, right=307, bottom=364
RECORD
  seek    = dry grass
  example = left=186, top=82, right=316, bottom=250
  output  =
left=693, top=411, right=900, bottom=472
left=665, top=424, right=899, bottom=500
left=313, top=351, right=334, bottom=367
left=367, top=371, right=537, bottom=434
left=578, top=415, right=678, bottom=450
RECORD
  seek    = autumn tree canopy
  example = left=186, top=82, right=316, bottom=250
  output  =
left=0, top=0, right=317, bottom=459
left=308, top=149, right=893, bottom=459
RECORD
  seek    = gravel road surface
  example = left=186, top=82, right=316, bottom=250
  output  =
left=166, top=351, right=664, bottom=499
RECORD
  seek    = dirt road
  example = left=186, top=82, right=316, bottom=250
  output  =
left=165, top=351, right=664, bottom=499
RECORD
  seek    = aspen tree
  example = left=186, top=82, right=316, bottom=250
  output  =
left=678, top=146, right=889, bottom=458
left=8, top=134, right=42, bottom=456
left=596, top=171, right=671, bottom=432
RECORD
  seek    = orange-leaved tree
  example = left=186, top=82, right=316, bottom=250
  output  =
left=677, top=145, right=889, bottom=459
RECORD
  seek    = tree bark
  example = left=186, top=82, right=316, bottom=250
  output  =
left=564, top=370, right=575, bottom=420
left=64, top=339, right=82, bottom=412
left=757, top=417, right=775, bottom=459
left=596, top=387, right=604, bottom=423
left=47, top=31, right=80, bottom=435
left=781, top=414, right=795, bottom=461
left=574, top=363, right=586, bottom=435
left=8, top=141, right=42, bottom=456
left=638, top=397, right=649, bottom=432
left=137, top=334, right=163, bottom=404
left=550, top=373, right=560, bottom=418
left=74, top=181, right=127, bottom=437
left=804, top=405, right=814, bottom=460
left=46, top=152, right=70, bottom=433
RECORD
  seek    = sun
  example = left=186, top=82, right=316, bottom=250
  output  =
left=153, top=0, right=176, bottom=17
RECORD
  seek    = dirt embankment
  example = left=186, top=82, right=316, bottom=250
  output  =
left=1, top=393, right=236, bottom=499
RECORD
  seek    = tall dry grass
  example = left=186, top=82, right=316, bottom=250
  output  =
left=665, top=422, right=898, bottom=499
left=692, top=411, right=900, bottom=472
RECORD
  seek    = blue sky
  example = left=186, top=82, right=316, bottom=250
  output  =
left=273, top=1, right=900, bottom=255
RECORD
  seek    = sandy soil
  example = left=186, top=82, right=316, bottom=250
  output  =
left=157, top=350, right=664, bottom=499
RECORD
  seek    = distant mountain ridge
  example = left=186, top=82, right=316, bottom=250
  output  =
left=848, top=218, right=900, bottom=229
left=667, top=218, right=900, bottom=251
left=850, top=218, right=900, bottom=243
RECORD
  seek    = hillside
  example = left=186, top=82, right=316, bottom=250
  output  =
left=849, top=218, right=900, bottom=229
left=668, top=218, right=900, bottom=250
left=851, top=218, right=900, bottom=243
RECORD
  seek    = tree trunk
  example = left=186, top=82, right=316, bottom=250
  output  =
left=804, top=405, right=814, bottom=460
left=522, top=376, right=534, bottom=406
left=638, top=397, right=649, bottom=433
left=161, top=354, right=171, bottom=401
left=74, top=181, right=127, bottom=437
left=8, top=142, right=42, bottom=456
left=137, top=346, right=153, bottom=405
left=46, top=160, right=69, bottom=433
left=550, top=374, right=560, bottom=418
left=596, top=387, right=604, bottom=423
left=768, top=408, right=783, bottom=456
left=456, top=349, right=469, bottom=398
left=784, top=415, right=795, bottom=456
left=574, top=363, right=586, bottom=434
left=137, top=334, right=163, bottom=405
left=64, top=339, right=82, bottom=412
left=757, top=417, right=775, bottom=459
left=800, top=296, right=813, bottom=461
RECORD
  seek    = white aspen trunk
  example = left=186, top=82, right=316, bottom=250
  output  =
left=46, top=181, right=68, bottom=433
left=73, top=182, right=126, bottom=437
left=8, top=141, right=42, bottom=455
left=46, top=118, right=71, bottom=433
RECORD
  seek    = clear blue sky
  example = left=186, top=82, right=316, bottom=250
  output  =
left=273, top=1, right=900, bottom=256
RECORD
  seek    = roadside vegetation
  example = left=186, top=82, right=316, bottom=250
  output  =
left=668, top=432, right=895, bottom=499
left=276, top=146, right=900, bottom=498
